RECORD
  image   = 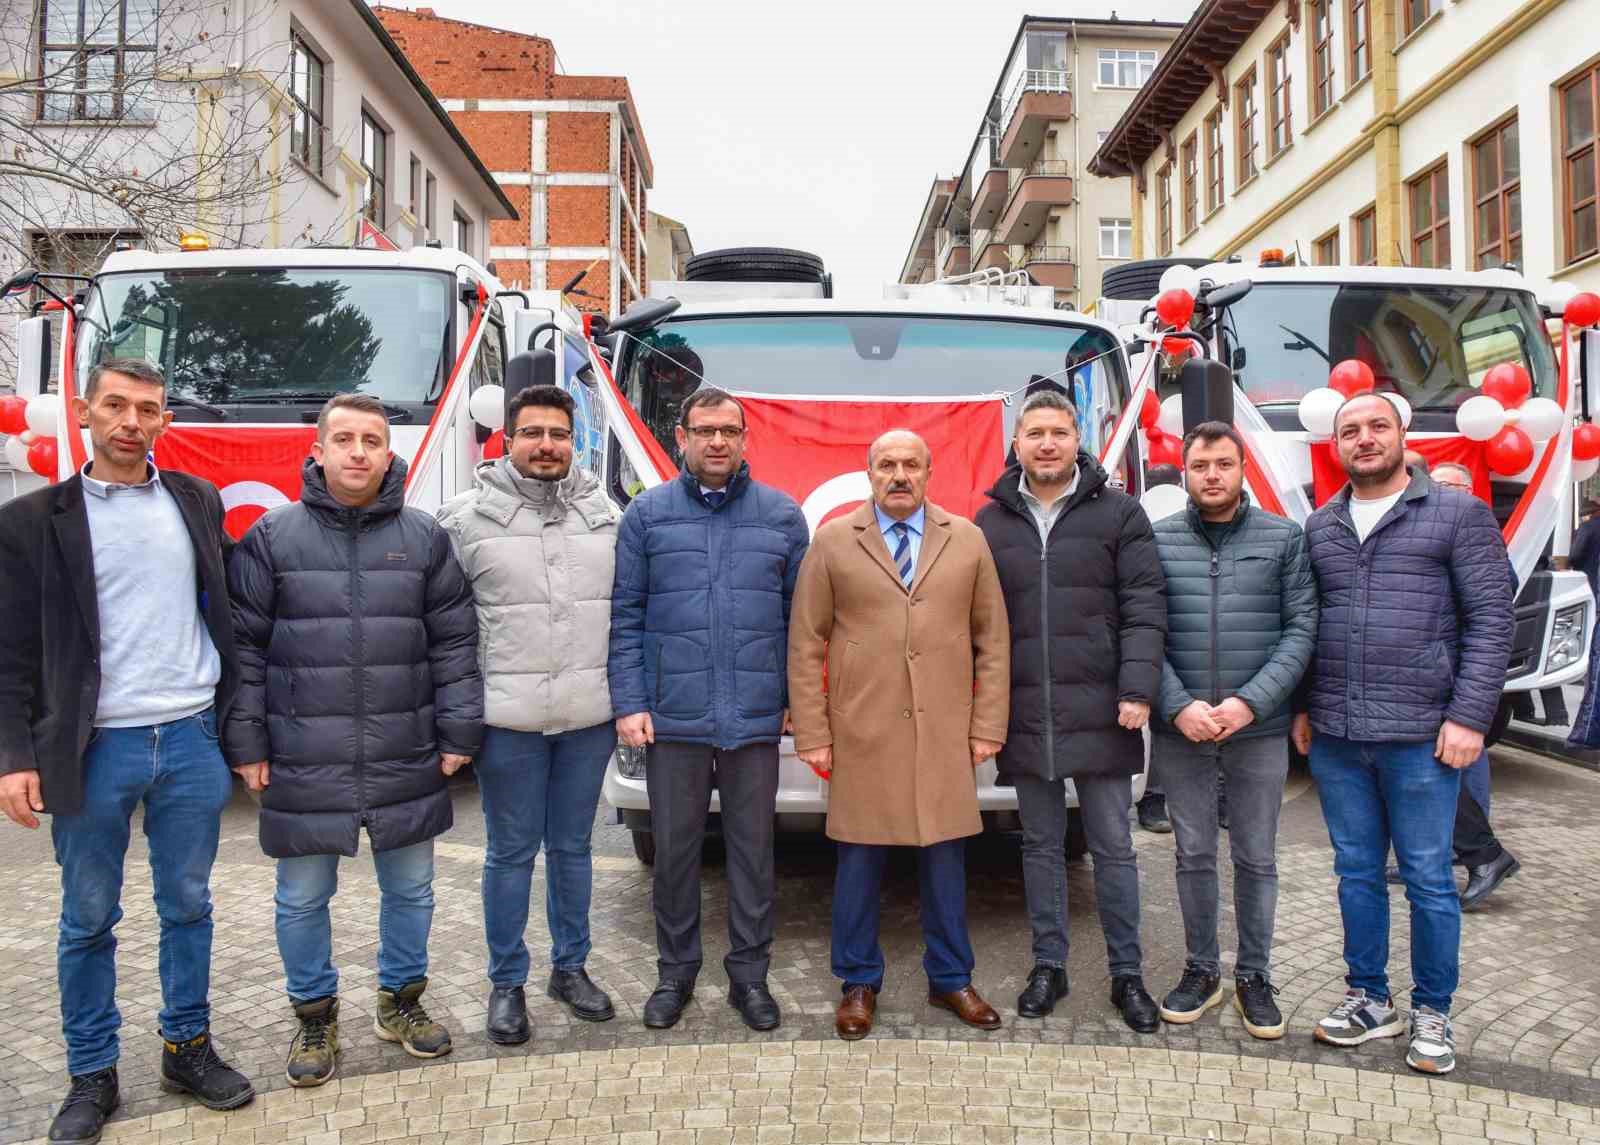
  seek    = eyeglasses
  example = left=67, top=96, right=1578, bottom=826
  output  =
left=685, top=425, right=745, bottom=442
left=511, top=426, right=573, bottom=443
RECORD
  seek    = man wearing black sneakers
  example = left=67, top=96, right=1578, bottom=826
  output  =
left=1150, top=423, right=1316, bottom=1040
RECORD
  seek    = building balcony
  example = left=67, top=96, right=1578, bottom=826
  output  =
left=995, top=160, right=1074, bottom=245
left=936, top=231, right=970, bottom=277
left=904, top=257, right=933, bottom=284
left=999, top=68, right=1072, bottom=168
left=1017, top=242, right=1075, bottom=291
left=971, top=166, right=1010, bottom=231
left=972, top=232, right=1010, bottom=273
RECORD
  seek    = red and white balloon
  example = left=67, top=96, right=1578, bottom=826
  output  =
left=1457, top=363, right=1561, bottom=477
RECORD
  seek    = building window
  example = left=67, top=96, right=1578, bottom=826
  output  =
left=1473, top=117, right=1521, bottom=270
left=1348, top=0, right=1370, bottom=85
left=1235, top=67, right=1259, bottom=186
left=408, top=154, right=421, bottom=219
left=1204, top=106, right=1225, bottom=214
left=1563, top=65, right=1600, bottom=265
left=38, top=0, right=158, bottom=121
left=360, top=111, right=387, bottom=228
left=1099, top=218, right=1132, bottom=260
left=424, top=173, right=438, bottom=241
left=453, top=209, right=473, bottom=256
left=288, top=34, right=325, bottom=175
left=1402, top=0, right=1441, bottom=37
left=1098, top=49, right=1158, bottom=89
left=1352, top=205, right=1377, bottom=265
left=1180, top=133, right=1199, bottom=237
left=1027, top=31, right=1069, bottom=72
left=1314, top=229, right=1340, bottom=265
left=1309, top=0, right=1335, bottom=119
left=1408, top=161, right=1450, bottom=268
left=1157, top=165, right=1173, bottom=256
left=1266, top=32, right=1293, bottom=158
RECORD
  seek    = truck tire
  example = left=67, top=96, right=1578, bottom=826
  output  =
left=685, top=247, right=825, bottom=283
left=631, top=830, right=656, bottom=865
left=1099, top=257, right=1213, bottom=301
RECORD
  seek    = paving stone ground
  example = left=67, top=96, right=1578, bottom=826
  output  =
left=1, top=746, right=1597, bottom=1144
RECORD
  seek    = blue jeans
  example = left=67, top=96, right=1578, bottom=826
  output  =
left=275, top=840, right=435, bottom=1001
left=51, top=709, right=232, bottom=1076
left=476, top=722, right=614, bottom=985
left=1309, top=734, right=1461, bottom=1013
left=831, top=838, right=974, bottom=994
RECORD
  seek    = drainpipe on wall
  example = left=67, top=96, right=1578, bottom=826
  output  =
left=1071, top=22, right=1082, bottom=311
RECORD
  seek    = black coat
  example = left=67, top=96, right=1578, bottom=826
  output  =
left=224, top=458, right=483, bottom=858
left=0, top=471, right=239, bottom=814
left=976, top=457, right=1167, bottom=781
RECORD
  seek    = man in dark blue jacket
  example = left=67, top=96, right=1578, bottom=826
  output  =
left=609, top=387, right=809, bottom=1032
left=1292, top=393, right=1512, bottom=1077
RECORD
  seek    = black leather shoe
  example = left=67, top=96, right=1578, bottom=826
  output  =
left=160, top=1032, right=255, bottom=1111
left=1460, top=850, right=1520, bottom=910
left=642, top=979, right=695, bottom=1029
left=1136, top=794, right=1172, bottom=833
left=549, top=969, right=615, bottom=1023
left=1111, top=975, right=1160, bottom=1033
left=48, top=1067, right=118, bottom=1144
left=1016, top=965, right=1069, bottom=1018
left=487, top=985, right=530, bottom=1044
left=1385, top=864, right=1403, bottom=885
left=728, top=982, right=781, bottom=1031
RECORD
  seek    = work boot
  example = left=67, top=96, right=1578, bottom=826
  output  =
left=47, top=1066, right=118, bottom=1144
left=728, top=981, right=782, bottom=1031
left=642, top=979, right=695, bottom=1029
left=160, top=1032, right=255, bottom=1110
left=285, top=997, right=340, bottom=1087
left=550, top=969, right=616, bottom=1023
left=487, top=985, right=530, bottom=1044
left=374, top=979, right=453, bottom=1059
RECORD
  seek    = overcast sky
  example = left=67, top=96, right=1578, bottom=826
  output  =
left=403, top=1, right=1199, bottom=299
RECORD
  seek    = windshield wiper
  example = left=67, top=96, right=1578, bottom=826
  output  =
left=238, top=391, right=414, bottom=423
left=165, top=393, right=230, bottom=420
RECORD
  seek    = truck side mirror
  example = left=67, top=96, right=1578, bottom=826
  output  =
left=1180, top=357, right=1236, bottom=430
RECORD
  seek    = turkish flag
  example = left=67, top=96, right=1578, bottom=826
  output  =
left=155, top=425, right=319, bottom=538
left=1309, top=436, right=1490, bottom=506
left=736, top=396, right=1007, bottom=532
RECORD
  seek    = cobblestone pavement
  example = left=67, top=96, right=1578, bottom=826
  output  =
left=1, top=746, right=1597, bottom=1144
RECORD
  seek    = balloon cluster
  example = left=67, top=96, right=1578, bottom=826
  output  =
left=1154, top=264, right=1200, bottom=363
left=1454, top=363, right=1562, bottom=476
left=1564, top=292, right=1600, bottom=481
left=1140, top=388, right=1185, bottom=467
left=0, top=394, right=63, bottom=478
left=1296, top=360, right=1412, bottom=439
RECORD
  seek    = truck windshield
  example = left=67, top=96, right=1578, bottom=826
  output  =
left=619, top=314, right=1128, bottom=467
left=1221, top=282, right=1556, bottom=411
left=77, top=268, right=453, bottom=414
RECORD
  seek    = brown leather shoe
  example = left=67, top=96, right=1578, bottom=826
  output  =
left=929, top=985, right=1002, bottom=1030
left=835, top=985, right=876, bottom=1041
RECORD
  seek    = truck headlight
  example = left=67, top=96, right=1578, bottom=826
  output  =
left=616, top=740, right=648, bottom=780
left=1546, top=604, right=1588, bottom=674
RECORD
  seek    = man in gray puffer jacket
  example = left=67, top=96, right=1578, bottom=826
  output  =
left=1151, top=422, right=1316, bottom=1040
left=437, top=385, right=621, bottom=1039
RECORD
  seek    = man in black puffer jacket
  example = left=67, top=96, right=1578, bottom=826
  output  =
left=226, top=395, right=481, bottom=1086
left=1150, top=422, right=1316, bottom=1040
left=977, top=389, right=1167, bottom=1033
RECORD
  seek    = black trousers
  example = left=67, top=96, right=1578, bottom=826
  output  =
left=643, top=740, right=779, bottom=985
left=1453, top=786, right=1503, bottom=868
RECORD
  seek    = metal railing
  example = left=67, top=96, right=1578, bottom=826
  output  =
left=1007, top=158, right=1074, bottom=194
left=1020, top=242, right=1073, bottom=264
left=1000, top=67, right=1071, bottom=137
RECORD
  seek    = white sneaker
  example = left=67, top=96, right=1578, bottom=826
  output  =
left=1405, top=1006, right=1456, bottom=1074
left=1314, top=988, right=1405, bottom=1046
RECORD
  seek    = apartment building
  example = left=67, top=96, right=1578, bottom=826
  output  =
left=375, top=6, right=653, bottom=316
left=898, top=15, right=1182, bottom=310
left=646, top=211, right=695, bottom=283
left=1091, top=0, right=1600, bottom=296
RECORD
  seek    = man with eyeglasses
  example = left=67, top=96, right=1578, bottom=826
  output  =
left=438, top=385, right=622, bottom=1041
left=609, top=386, right=810, bottom=1032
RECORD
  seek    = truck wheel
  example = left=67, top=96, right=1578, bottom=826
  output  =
left=1099, top=257, right=1213, bottom=301
left=684, top=247, right=826, bottom=283
left=631, top=830, right=656, bottom=865
left=1065, top=808, right=1088, bottom=863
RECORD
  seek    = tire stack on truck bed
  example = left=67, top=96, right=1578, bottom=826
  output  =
left=1099, top=257, right=1214, bottom=301
left=684, top=247, right=831, bottom=294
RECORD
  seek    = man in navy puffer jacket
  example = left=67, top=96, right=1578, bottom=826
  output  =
left=609, top=387, right=809, bottom=1033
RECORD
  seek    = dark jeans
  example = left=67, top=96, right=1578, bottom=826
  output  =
left=51, top=709, right=232, bottom=1076
left=1453, top=750, right=1502, bottom=867
left=1156, top=733, right=1287, bottom=978
left=1310, top=734, right=1461, bottom=1013
left=476, top=722, right=614, bottom=985
left=1014, top=772, right=1142, bottom=977
left=644, top=740, right=778, bottom=985
left=831, top=837, right=974, bottom=993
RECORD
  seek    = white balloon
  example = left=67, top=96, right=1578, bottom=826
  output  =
left=1140, top=482, right=1189, bottom=523
left=467, top=384, right=506, bottom=430
left=1517, top=397, right=1565, bottom=442
left=2, top=435, right=28, bottom=472
left=1386, top=391, right=1413, bottom=430
left=1297, top=386, right=1345, bottom=439
left=1574, top=456, right=1600, bottom=483
left=1457, top=394, right=1508, bottom=441
left=24, top=394, right=60, bottom=437
left=18, top=429, right=36, bottom=446
left=1156, top=393, right=1185, bottom=438
left=1158, top=264, right=1201, bottom=297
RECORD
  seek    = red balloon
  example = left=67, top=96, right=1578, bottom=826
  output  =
left=26, top=436, right=58, bottom=478
left=1138, top=389, right=1160, bottom=429
left=1574, top=421, right=1600, bottom=461
left=1480, top=362, right=1532, bottom=409
left=1567, top=292, right=1600, bottom=329
left=1328, top=359, right=1376, bottom=398
left=482, top=428, right=506, bottom=459
left=1146, top=428, right=1183, bottom=467
left=1484, top=425, right=1534, bottom=476
left=1162, top=335, right=1194, bottom=358
left=1155, top=289, right=1196, bottom=329
left=0, top=395, right=26, bottom=436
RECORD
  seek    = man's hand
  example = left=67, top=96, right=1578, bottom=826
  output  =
left=782, top=709, right=793, bottom=736
left=233, top=761, right=270, bottom=792
left=1117, top=701, right=1150, bottom=731
left=1209, top=697, right=1256, bottom=741
left=970, top=738, right=1003, bottom=767
left=616, top=712, right=655, bottom=748
left=440, top=753, right=472, bottom=776
left=1291, top=713, right=1312, bottom=755
left=1174, top=701, right=1222, bottom=743
left=0, top=770, right=43, bottom=829
left=1435, top=720, right=1484, bottom=769
left=798, top=744, right=832, bottom=780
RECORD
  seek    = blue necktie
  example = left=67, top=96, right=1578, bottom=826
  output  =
left=705, top=489, right=726, bottom=509
left=892, top=522, right=914, bottom=587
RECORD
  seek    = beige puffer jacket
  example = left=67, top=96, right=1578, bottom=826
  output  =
left=437, top=458, right=619, bottom=734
